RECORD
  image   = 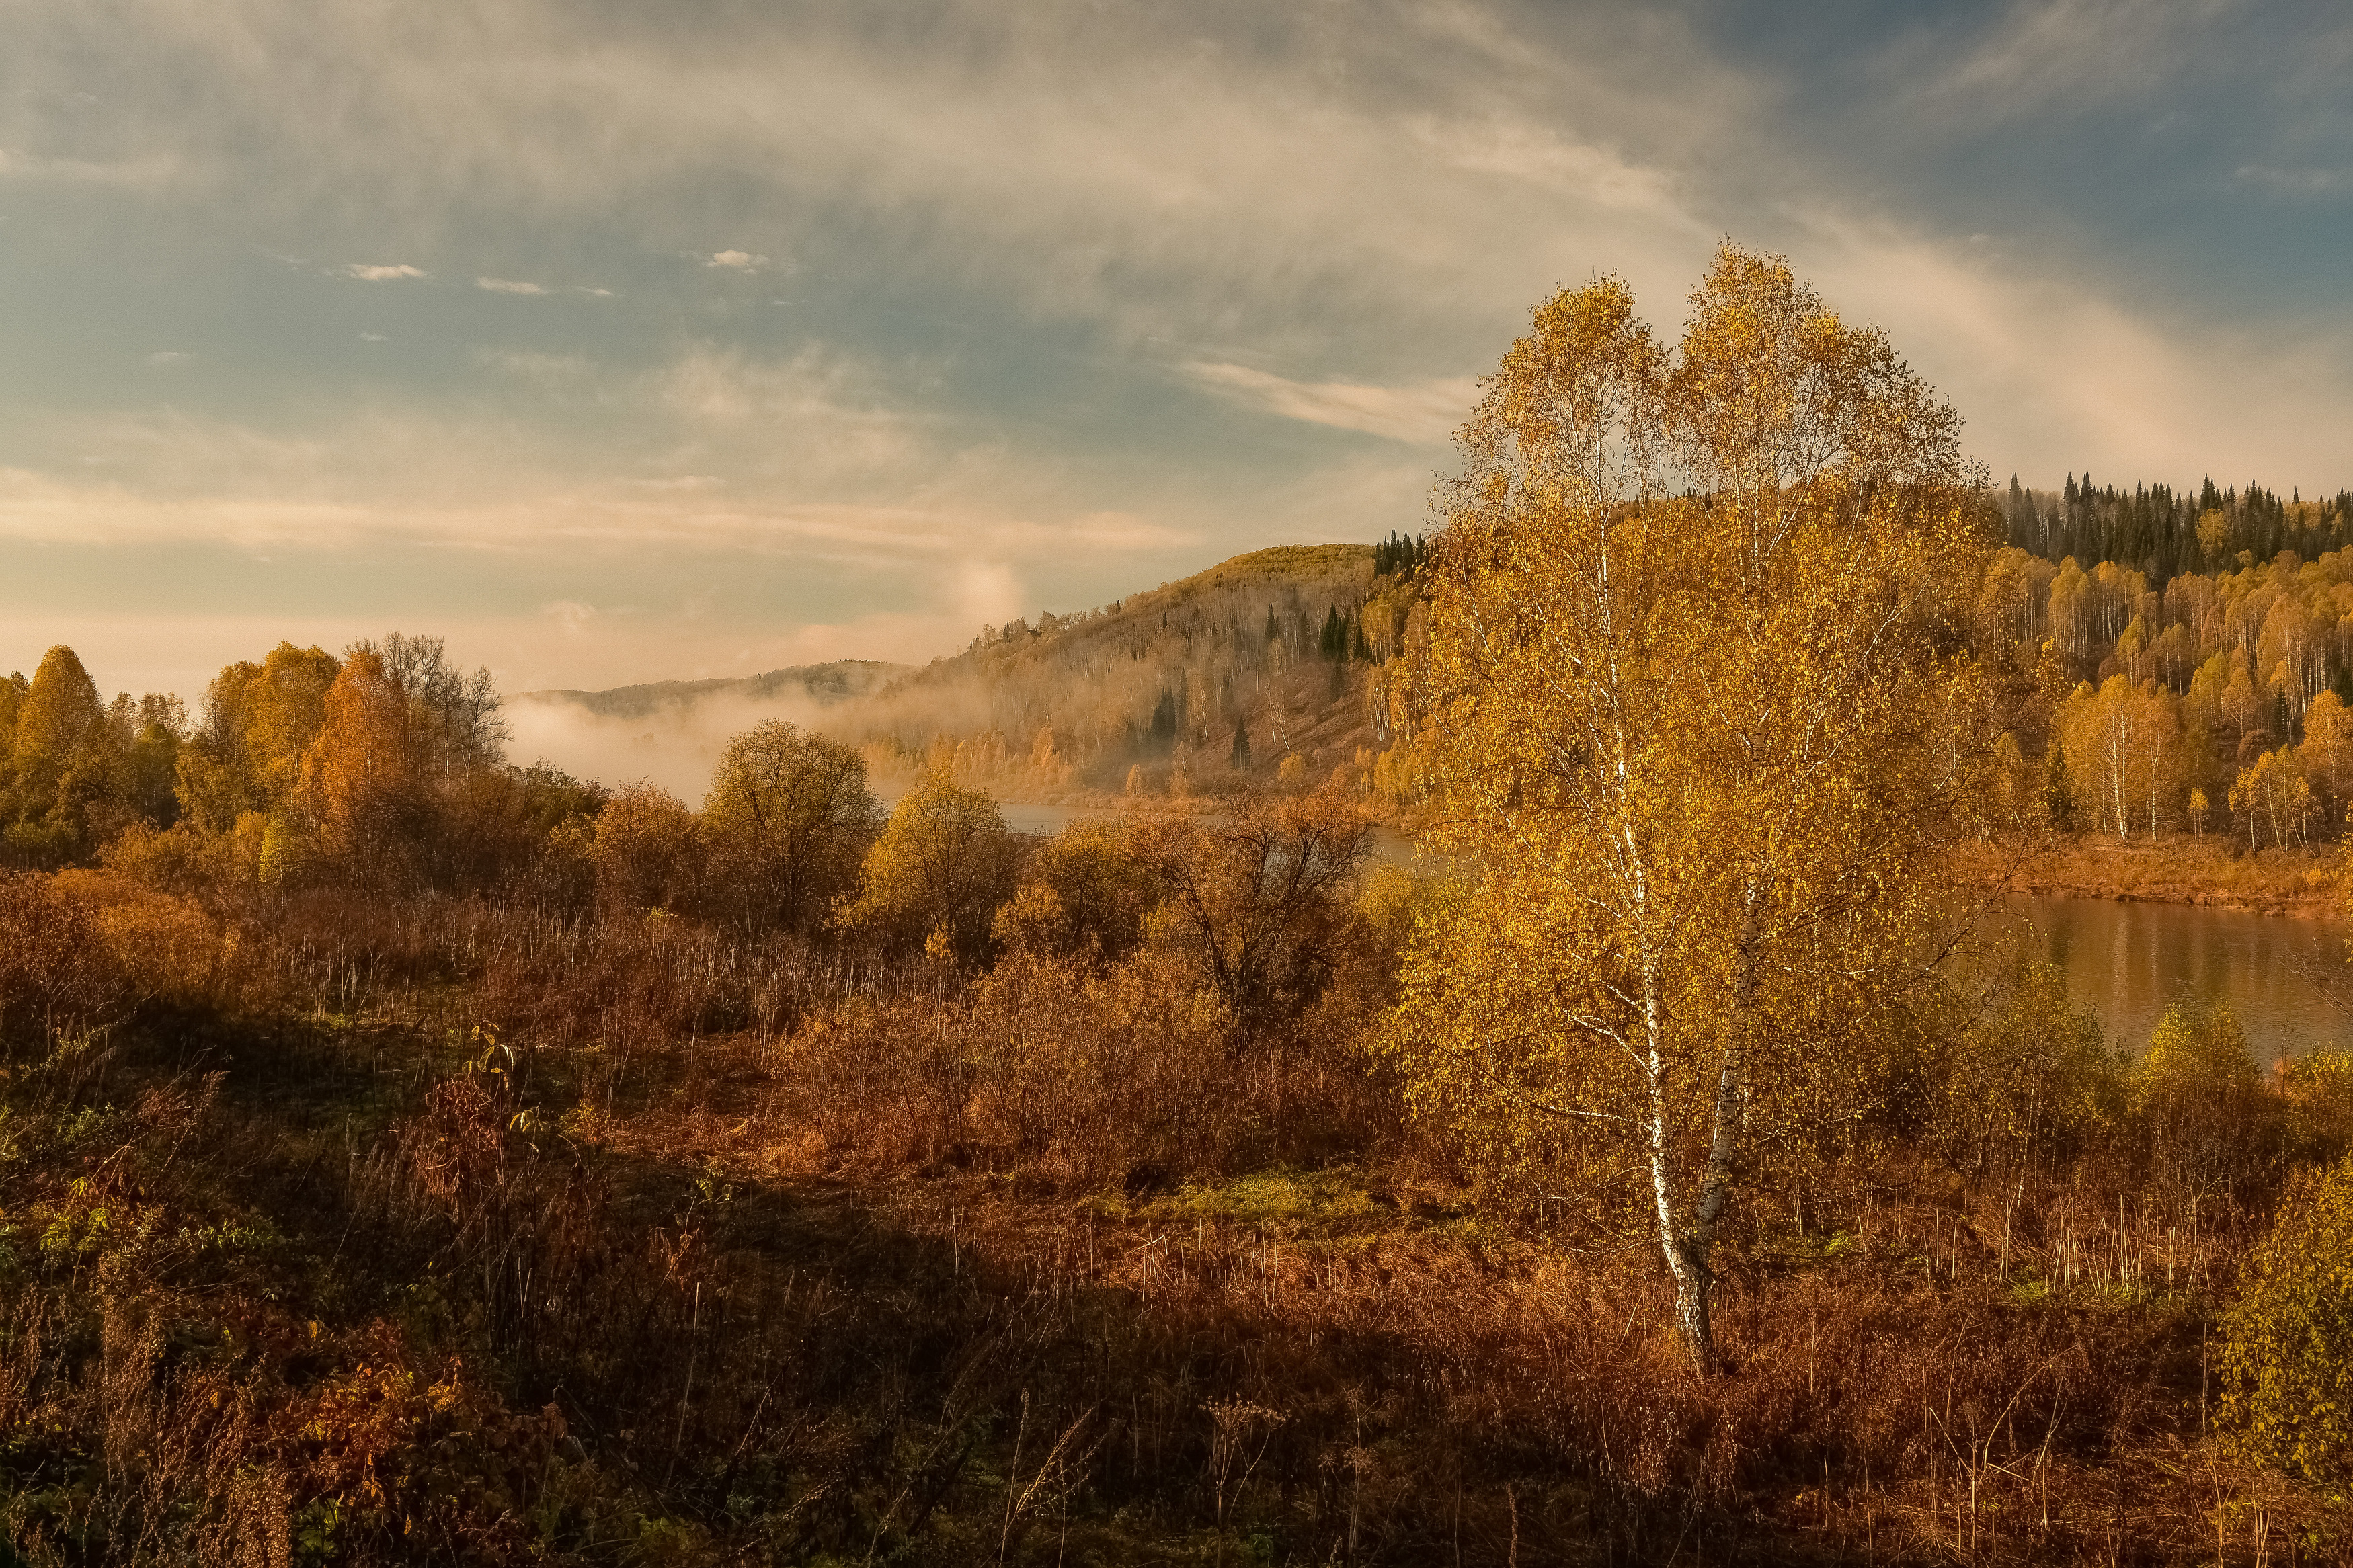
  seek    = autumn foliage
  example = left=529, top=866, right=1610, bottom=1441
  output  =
left=4, top=253, right=2353, bottom=1563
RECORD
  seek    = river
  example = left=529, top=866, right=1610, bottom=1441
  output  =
left=900, top=792, right=2353, bottom=1058
left=2005, top=893, right=2350, bottom=1061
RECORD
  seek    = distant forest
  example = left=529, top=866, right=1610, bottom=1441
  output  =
left=2001, top=472, right=2353, bottom=587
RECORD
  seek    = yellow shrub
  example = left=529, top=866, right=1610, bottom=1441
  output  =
left=2278, top=1049, right=2353, bottom=1159
left=2221, top=1156, right=2353, bottom=1483
left=2135, top=1003, right=2276, bottom=1201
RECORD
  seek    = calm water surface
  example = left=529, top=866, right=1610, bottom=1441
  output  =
left=907, top=789, right=2346, bottom=1055
left=2001, top=895, right=2350, bottom=1060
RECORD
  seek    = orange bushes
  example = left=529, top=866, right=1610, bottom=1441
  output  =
left=766, top=951, right=1236, bottom=1183
left=6, top=783, right=2353, bottom=1560
left=0, top=871, right=126, bottom=1044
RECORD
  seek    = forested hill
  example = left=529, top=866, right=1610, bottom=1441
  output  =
left=517, top=658, right=906, bottom=720
left=836, top=540, right=1426, bottom=798
left=2003, top=474, right=2353, bottom=587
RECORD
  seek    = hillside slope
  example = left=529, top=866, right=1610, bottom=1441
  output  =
left=834, top=543, right=1423, bottom=799
left=517, top=544, right=1430, bottom=805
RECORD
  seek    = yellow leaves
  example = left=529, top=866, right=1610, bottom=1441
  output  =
left=13, top=645, right=104, bottom=766
left=2138, top=1003, right=2260, bottom=1108
left=2221, top=1155, right=2353, bottom=1483
left=1390, top=247, right=1987, bottom=1266
left=586, top=781, right=699, bottom=917
left=298, top=647, right=420, bottom=868
left=837, top=769, right=1015, bottom=957
left=2056, top=673, right=2184, bottom=839
left=2231, top=747, right=2316, bottom=851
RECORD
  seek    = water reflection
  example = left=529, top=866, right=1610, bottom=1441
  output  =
left=905, top=790, right=2348, bottom=1057
left=2001, top=895, right=2351, bottom=1061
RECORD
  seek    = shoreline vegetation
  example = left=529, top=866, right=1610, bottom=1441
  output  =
left=886, top=802, right=2347, bottom=919
left=11, top=251, right=2353, bottom=1562
left=1951, top=833, right=2344, bottom=917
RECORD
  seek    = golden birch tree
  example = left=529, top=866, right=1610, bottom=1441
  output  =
left=1377, top=246, right=1992, bottom=1373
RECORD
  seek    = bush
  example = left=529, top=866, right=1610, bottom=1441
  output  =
left=2277, top=1048, right=2353, bottom=1161
left=1917, top=954, right=2123, bottom=1183
left=2221, top=1155, right=2353, bottom=1483
left=2135, top=1002, right=2278, bottom=1204
left=835, top=770, right=1016, bottom=957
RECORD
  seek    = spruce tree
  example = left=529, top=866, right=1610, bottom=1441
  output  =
left=2045, top=741, right=2075, bottom=831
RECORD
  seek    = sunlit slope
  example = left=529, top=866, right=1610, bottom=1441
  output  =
left=840, top=543, right=1400, bottom=795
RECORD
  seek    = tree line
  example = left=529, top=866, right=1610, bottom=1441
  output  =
left=2003, top=472, right=2353, bottom=585
left=6, top=247, right=2353, bottom=1558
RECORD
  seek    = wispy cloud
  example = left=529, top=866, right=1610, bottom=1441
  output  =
left=145, top=350, right=192, bottom=366
left=1905, top=0, right=2243, bottom=116
left=2235, top=164, right=2344, bottom=197
left=1404, top=116, right=1691, bottom=224
left=543, top=598, right=596, bottom=636
left=1181, top=362, right=1478, bottom=446
left=1800, top=214, right=2353, bottom=490
left=477, top=276, right=613, bottom=296
left=703, top=250, right=768, bottom=271
left=333, top=263, right=428, bottom=281
left=0, top=147, right=177, bottom=188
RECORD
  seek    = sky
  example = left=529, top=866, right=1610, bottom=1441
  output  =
left=3, top=0, right=2350, bottom=707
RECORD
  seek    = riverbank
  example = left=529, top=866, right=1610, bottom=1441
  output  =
left=869, top=772, right=1424, bottom=830
left=1952, top=834, right=2343, bottom=917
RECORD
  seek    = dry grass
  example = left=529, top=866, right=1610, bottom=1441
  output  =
left=0, top=868, right=2344, bottom=1563
left=1951, top=832, right=2341, bottom=915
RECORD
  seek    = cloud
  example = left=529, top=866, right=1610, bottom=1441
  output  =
left=475, top=347, right=595, bottom=388
left=627, top=474, right=725, bottom=491
left=477, top=276, right=612, bottom=296
left=5, top=0, right=2351, bottom=706
left=358, top=332, right=388, bottom=341
left=1181, top=362, right=1478, bottom=446
left=1404, top=116, right=1692, bottom=225
left=145, top=350, right=192, bottom=366
left=543, top=597, right=596, bottom=636
left=2235, top=164, right=2344, bottom=197
left=0, top=147, right=177, bottom=188
left=1796, top=215, right=2353, bottom=490
left=1903, top=0, right=2243, bottom=117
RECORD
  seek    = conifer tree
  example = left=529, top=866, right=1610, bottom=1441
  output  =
left=2045, top=738, right=2075, bottom=829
